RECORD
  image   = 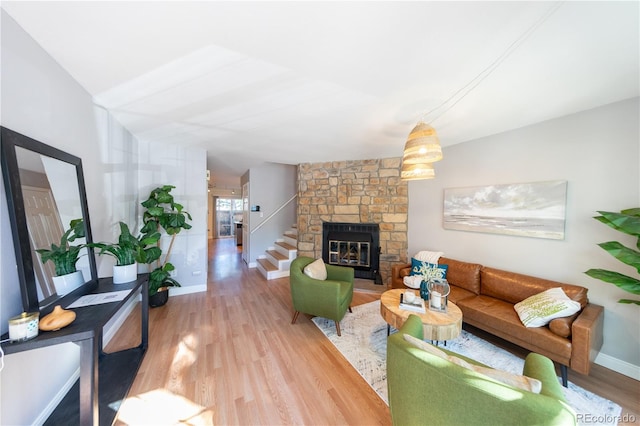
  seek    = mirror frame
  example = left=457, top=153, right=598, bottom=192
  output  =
left=1, top=126, right=97, bottom=313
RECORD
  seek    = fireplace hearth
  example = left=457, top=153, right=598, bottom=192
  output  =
left=322, top=222, right=382, bottom=284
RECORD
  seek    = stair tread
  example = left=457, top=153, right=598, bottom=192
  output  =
left=257, top=258, right=278, bottom=271
left=267, top=249, right=288, bottom=260
left=275, top=241, right=296, bottom=251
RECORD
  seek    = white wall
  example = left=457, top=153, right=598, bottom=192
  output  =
left=138, top=140, right=208, bottom=294
left=245, top=163, right=297, bottom=266
left=408, top=98, right=640, bottom=378
left=0, top=11, right=139, bottom=424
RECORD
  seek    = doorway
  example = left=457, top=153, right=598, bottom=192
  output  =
left=215, top=198, right=243, bottom=239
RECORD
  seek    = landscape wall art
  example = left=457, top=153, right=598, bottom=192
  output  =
left=443, top=180, right=568, bottom=240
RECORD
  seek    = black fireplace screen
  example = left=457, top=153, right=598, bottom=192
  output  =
left=322, top=222, right=380, bottom=282
left=328, top=240, right=370, bottom=267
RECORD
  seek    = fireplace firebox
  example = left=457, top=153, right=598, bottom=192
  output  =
left=322, top=222, right=382, bottom=284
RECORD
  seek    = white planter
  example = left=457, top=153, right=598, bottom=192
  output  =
left=52, top=270, right=84, bottom=295
left=113, top=263, right=138, bottom=284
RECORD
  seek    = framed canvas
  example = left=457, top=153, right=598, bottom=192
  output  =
left=443, top=180, right=567, bottom=240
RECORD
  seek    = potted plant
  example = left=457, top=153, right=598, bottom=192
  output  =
left=140, top=185, right=192, bottom=306
left=89, top=222, right=162, bottom=284
left=35, top=219, right=86, bottom=294
left=585, top=208, right=640, bottom=305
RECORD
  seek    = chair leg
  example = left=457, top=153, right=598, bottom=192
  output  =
left=291, top=311, right=300, bottom=324
left=335, top=321, right=341, bottom=336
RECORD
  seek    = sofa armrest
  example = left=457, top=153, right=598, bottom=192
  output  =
left=570, top=303, right=604, bottom=375
left=391, top=263, right=411, bottom=289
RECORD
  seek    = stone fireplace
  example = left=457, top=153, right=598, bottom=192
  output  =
left=296, top=158, right=408, bottom=286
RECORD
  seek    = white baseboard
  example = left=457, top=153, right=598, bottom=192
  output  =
left=248, top=262, right=257, bottom=268
left=34, top=366, right=80, bottom=425
left=595, top=352, right=640, bottom=381
left=169, top=284, right=206, bottom=296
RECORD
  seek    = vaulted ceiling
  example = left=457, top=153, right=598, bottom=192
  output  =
left=2, top=1, right=638, bottom=186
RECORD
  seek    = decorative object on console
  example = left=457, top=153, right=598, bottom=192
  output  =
left=88, top=222, right=161, bottom=284
left=585, top=207, right=640, bottom=305
left=39, top=305, right=76, bottom=331
left=140, top=185, right=192, bottom=305
left=8, top=311, right=39, bottom=342
left=443, top=180, right=568, bottom=240
left=514, top=287, right=581, bottom=327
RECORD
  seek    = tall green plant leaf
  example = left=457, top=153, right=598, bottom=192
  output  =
left=597, top=241, right=640, bottom=273
left=594, top=211, right=640, bottom=236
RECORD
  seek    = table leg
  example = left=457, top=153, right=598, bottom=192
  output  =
left=78, top=337, right=99, bottom=426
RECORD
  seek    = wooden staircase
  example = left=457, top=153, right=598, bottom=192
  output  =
left=257, top=226, right=297, bottom=280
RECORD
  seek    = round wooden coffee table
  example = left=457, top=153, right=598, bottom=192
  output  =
left=380, top=289, right=462, bottom=342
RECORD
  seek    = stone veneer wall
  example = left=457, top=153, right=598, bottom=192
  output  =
left=296, top=158, right=408, bottom=286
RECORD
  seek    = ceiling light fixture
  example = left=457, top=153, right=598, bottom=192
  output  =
left=401, top=2, right=562, bottom=180
left=401, top=162, right=435, bottom=181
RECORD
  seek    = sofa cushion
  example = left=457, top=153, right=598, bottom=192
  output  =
left=514, top=288, right=581, bottom=328
left=480, top=267, right=588, bottom=307
left=303, top=258, right=327, bottom=280
left=457, top=295, right=572, bottom=361
left=403, top=334, right=541, bottom=393
left=448, top=285, right=477, bottom=304
left=439, top=257, right=481, bottom=295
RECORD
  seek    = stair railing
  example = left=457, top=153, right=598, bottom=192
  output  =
left=250, top=194, right=297, bottom=235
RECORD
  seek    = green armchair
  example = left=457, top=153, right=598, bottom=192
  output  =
left=289, top=256, right=354, bottom=336
left=387, top=315, right=576, bottom=426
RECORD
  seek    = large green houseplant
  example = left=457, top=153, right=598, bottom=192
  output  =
left=140, top=185, right=192, bottom=305
left=89, top=222, right=162, bottom=284
left=36, top=218, right=86, bottom=277
left=585, top=208, right=640, bottom=305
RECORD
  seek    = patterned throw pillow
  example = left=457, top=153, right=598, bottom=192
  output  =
left=410, top=258, right=448, bottom=283
left=514, top=287, right=581, bottom=328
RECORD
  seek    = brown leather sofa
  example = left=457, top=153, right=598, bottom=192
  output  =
left=391, top=257, right=604, bottom=385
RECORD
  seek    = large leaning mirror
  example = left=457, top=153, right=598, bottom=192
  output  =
left=1, top=126, right=97, bottom=313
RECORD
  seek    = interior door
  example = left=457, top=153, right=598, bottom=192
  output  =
left=22, top=185, right=63, bottom=299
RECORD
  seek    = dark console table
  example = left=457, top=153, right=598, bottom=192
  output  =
left=1, top=275, right=149, bottom=426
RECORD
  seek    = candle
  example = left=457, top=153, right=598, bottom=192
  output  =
left=431, top=291, right=441, bottom=309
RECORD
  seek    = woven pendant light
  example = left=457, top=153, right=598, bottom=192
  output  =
left=401, top=122, right=443, bottom=165
left=401, top=162, right=435, bottom=181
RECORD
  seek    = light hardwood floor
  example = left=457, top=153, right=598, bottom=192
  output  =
left=107, top=238, right=639, bottom=425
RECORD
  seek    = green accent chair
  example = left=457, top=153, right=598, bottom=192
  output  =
left=289, top=256, right=354, bottom=336
left=387, top=315, right=576, bottom=426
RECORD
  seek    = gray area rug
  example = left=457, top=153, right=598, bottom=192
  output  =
left=312, top=300, right=622, bottom=425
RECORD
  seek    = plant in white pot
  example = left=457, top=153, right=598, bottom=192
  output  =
left=35, top=219, right=86, bottom=294
left=140, top=185, right=192, bottom=306
left=89, top=222, right=162, bottom=284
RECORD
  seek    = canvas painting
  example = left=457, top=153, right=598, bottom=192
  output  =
left=443, top=180, right=567, bottom=240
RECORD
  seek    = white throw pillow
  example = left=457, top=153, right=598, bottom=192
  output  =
left=514, top=287, right=581, bottom=328
left=402, top=334, right=541, bottom=393
left=303, top=258, right=327, bottom=280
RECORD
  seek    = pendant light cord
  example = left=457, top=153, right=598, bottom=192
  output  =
left=420, top=1, right=564, bottom=126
